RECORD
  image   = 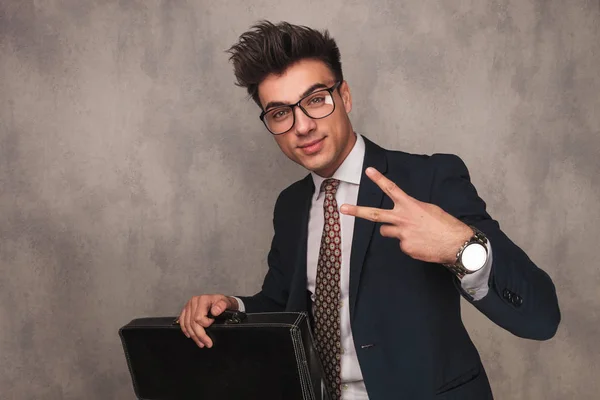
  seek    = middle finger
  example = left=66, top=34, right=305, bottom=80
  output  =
left=340, top=204, right=395, bottom=224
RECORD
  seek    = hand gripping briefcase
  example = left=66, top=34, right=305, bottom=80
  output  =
left=119, top=311, right=331, bottom=400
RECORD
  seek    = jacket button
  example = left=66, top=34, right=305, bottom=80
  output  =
left=513, top=296, right=523, bottom=307
left=503, top=289, right=512, bottom=301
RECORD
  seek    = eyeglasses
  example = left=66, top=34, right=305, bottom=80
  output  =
left=259, top=81, right=342, bottom=135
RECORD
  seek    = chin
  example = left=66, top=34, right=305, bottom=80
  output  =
left=300, top=155, right=331, bottom=174
left=309, top=162, right=335, bottom=176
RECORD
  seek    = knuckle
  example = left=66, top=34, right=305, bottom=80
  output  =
left=400, top=241, right=411, bottom=254
left=199, top=319, right=212, bottom=328
left=420, top=200, right=433, bottom=210
left=200, top=299, right=213, bottom=310
left=371, top=209, right=380, bottom=222
left=419, top=200, right=431, bottom=209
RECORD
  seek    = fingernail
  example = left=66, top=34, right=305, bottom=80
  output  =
left=340, top=205, right=348, bottom=213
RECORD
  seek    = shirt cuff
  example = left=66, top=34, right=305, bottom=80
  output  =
left=231, top=296, right=246, bottom=312
left=459, top=240, right=493, bottom=301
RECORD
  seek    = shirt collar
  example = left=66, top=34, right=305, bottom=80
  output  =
left=311, top=133, right=365, bottom=200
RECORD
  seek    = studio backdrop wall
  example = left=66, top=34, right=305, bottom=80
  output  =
left=1, top=1, right=598, bottom=399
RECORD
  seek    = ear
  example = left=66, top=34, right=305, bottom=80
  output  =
left=339, top=81, right=352, bottom=114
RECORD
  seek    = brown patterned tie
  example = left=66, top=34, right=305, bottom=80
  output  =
left=314, top=178, right=342, bottom=400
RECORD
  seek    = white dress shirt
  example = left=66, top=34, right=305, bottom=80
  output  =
left=237, top=133, right=493, bottom=399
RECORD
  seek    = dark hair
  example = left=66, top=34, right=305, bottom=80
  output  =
left=227, top=21, right=344, bottom=107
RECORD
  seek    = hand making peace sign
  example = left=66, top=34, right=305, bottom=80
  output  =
left=340, top=167, right=473, bottom=265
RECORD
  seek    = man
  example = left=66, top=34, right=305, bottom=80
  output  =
left=179, top=21, right=560, bottom=399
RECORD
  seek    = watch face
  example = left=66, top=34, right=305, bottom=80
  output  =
left=461, top=243, right=487, bottom=272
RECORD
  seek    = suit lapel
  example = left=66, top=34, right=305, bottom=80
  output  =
left=286, top=175, right=315, bottom=313
left=349, top=137, right=388, bottom=320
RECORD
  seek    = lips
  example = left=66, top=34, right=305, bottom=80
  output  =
left=298, top=137, right=325, bottom=155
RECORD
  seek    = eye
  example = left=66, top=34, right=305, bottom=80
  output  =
left=270, top=108, right=290, bottom=120
left=308, top=95, right=326, bottom=105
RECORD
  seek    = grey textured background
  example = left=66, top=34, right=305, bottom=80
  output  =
left=1, top=1, right=599, bottom=399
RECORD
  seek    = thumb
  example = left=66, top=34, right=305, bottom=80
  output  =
left=210, top=298, right=229, bottom=316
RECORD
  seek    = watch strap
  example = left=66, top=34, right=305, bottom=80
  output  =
left=443, top=226, right=488, bottom=279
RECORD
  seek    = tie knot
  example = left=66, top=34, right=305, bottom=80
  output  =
left=320, top=178, right=340, bottom=195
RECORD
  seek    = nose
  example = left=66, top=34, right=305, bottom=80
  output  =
left=293, top=106, right=316, bottom=136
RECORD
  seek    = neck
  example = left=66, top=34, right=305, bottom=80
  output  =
left=315, top=131, right=357, bottom=178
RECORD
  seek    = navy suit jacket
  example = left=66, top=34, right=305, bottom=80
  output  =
left=239, top=137, right=560, bottom=399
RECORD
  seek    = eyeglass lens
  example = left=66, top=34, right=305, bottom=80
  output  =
left=264, top=90, right=335, bottom=134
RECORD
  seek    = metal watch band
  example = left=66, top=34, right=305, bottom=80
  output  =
left=443, top=225, right=488, bottom=279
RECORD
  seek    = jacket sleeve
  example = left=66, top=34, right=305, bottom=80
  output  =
left=429, top=154, right=561, bottom=340
left=236, top=194, right=290, bottom=313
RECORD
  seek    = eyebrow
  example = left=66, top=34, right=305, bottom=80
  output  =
left=264, top=82, right=330, bottom=111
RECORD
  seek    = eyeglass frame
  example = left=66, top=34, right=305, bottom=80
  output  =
left=258, top=81, right=343, bottom=135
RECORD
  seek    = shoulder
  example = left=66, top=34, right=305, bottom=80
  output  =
left=363, top=136, right=468, bottom=175
left=364, top=138, right=473, bottom=202
left=382, top=149, right=471, bottom=186
left=273, top=174, right=313, bottom=211
left=386, top=149, right=467, bottom=172
left=278, top=174, right=312, bottom=197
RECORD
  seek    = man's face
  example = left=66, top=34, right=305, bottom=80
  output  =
left=258, top=59, right=355, bottom=178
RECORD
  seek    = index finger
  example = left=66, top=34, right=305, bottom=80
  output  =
left=178, top=309, right=190, bottom=338
left=365, top=167, right=410, bottom=204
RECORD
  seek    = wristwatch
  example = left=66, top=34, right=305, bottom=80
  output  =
left=444, top=226, right=489, bottom=279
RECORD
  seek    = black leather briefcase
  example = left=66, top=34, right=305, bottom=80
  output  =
left=119, top=311, right=330, bottom=400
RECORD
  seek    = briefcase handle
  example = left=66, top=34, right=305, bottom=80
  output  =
left=173, top=310, right=247, bottom=326
left=208, top=309, right=247, bottom=324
